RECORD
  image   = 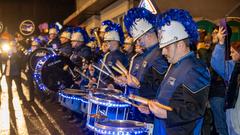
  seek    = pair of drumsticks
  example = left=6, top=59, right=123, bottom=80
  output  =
left=92, top=60, right=172, bottom=111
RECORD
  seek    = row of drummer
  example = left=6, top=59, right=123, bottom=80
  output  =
left=32, top=7, right=228, bottom=135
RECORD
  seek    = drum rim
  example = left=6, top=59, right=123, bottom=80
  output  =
left=89, top=94, right=129, bottom=107
left=90, top=88, right=122, bottom=95
left=29, top=47, right=55, bottom=71
left=94, top=120, right=147, bottom=132
left=63, top=89, right=88, bottom=95
left=34, top=54, right=74, bottom=92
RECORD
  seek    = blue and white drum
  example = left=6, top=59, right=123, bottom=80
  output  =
left=59, top=88, right=88, bottom=113
left=86, top=88, right=130, bottom=131
left=94, top=120, right=148, bottom=135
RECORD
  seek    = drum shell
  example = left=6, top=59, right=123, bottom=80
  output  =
left=59, top=89, right=88, bottom=113
left=86, top=92, right=130, bottom=130
left=94, top=120, right=148, bottom=135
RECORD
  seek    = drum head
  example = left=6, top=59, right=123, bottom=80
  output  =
left=90, top=88, right=122, bottom=95
left=28, top=48, right=55, bottom=71
left=64, top=88, right=88, bottom=96
left=42, top=56, right=74, bottom=92
left=34, top=55, right=74, bottom=92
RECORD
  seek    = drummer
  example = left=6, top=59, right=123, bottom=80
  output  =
left=46, top=24, right=60, bottom=50
left=70, top=27, right=92, bottom=67
left=97, top=22, right=128, bottom=89
left=140, top=9, right=210, bottom=135
left=122, top=7, right=168, bottom=99
left=59, top=28, right=72, bottom=57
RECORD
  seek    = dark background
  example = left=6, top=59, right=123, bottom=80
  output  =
left=0, top=0, right=75, bottom=34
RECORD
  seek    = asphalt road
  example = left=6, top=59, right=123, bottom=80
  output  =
left=0, top=74, right=86, bottom=135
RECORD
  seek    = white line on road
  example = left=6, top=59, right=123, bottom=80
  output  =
left=0, top=76, right=10, bottom=135
left=35, top=100, right=65, bottom=135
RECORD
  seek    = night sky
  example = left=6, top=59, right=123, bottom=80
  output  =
left=0, top=0, right=75, bottom=35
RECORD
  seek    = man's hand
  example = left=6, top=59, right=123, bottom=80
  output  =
left=217, top=26, right=227, bottom=45
left=126, top=74, right=140, bottom=88
left=138, top=104, right=150, bottom=114
left=107, top=84, right=115, bottom=89
left=114, top=75, right=127, bottom=87
left=148, top=100, right=167, bottom=119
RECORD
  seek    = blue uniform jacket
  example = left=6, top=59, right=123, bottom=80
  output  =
left=70, top=45, right=92, bottom=66
left=154, top=51, right=210, bottom=135
left=59, top=42, right=72, bottom=57
left=98, top=49, right=128, bottom=88
left=129, top=44, right=168, bottom=98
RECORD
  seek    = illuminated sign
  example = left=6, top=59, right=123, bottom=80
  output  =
left=139, top=0, right=157, bottom=14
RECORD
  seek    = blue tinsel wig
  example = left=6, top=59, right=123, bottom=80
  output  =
left=49, top=23, right=60, bottom=32
left=105, top=23, right=125, bottom=45
left=124, top=7, right=156, bottom=37
left=102, top=20, right=113, bottom=26
left=73, top=27, right=90, bottom=43
left=156, top=9, right=199, bottom=45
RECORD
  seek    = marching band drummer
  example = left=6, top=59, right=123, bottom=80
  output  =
left=122, top=36, right=135, bottom=62
left=46, top=24, right=60, bottom=50
left=59, top=28, right=72, bottom=57
left=70, top=27, right=92, bottom=67
left=139, top=9, right=210, bottom=135
left=97, top=22, right=128, bottom=89
left=123, top=7, right=168, bottom=99
left=113, top=7, right=168, bottom=122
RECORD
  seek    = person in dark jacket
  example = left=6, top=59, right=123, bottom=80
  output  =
left=47, top=25, right=60, bottom=50
left=139, top=9, right=210, bottom=135
left=211, top=26, right=240, bottom=135
left=59, top=30, right=72, bottom=57
left=4, top=42, right=24, bottom=99
left=70, top=27, right=91, bottom=67
left=123, top=7, right=168, bottom=99
left=96, top=22, right=128, bottom=89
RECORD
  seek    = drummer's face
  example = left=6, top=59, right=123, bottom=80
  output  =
left=60, top=37, right=68, bottom=44
left=71, top=41, right=81, bottom=48
left=49, top=33, right=57, bottom=40
left=106, top=40, right=119, bottom=52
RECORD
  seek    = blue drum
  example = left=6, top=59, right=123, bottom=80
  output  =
left=86, top=88, right=130, bottom=131
left=59, top=88, right=88, bottom=113
left=94, top=120, right=148, bottom=135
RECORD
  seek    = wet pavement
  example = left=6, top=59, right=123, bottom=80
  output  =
left=0, top=74, right=85, bottom=135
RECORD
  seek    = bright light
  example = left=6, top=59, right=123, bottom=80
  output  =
left=2, top=43, right=11, bottom=52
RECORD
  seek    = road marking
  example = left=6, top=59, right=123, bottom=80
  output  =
left=12, top=87, right=29, bottom=135
left=35, top=100, right=65, bottom=135
left=31, top=106, right=51, bottom=135
left=0, top=76, right=10, bottom=135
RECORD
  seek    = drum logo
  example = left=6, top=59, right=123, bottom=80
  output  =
left=48, top=60, right=61, bottom=66
left=35, top=52, right=47, bottom=57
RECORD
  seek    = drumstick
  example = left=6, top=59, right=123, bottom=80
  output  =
left=73, top=67, right=105, bottom=85
left=115, top=61, right=140, bottom=87
left=100, top=60, right=114, bottom=77
left=116, top=60, right=128, bottom=75
left=129, top=94, right=173, bottom=111
left=110, top=95, right=140, bottom=108
left=92, top=64, right=116, bottom=79
left=112, top=66, right=125, bottom=76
